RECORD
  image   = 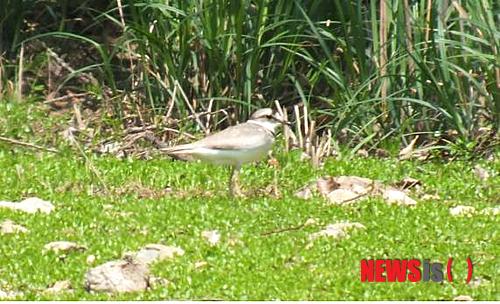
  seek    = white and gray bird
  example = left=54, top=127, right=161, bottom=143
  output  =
left=155, top=108, right=287, bottom=196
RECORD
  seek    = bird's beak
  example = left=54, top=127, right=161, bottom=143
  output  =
left=273, top=114, right=292, bottom=126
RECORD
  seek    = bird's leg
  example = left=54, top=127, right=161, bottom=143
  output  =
left=268, top=155, right=281, bottom=197
left=229, top=164, right=244, bottom=197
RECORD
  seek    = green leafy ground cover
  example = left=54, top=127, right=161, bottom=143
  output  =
left=0, top=102, right=498, bottom=300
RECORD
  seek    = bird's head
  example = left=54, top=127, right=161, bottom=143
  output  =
left=248, top=108, right=290, bottom=133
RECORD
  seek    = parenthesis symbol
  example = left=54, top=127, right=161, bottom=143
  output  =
left=466, top=257, right=473, bottom=284
left=447, top=257, right=453, bottom=282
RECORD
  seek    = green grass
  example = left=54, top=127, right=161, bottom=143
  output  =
left=0, top=142, right=498, bottom=300
left=3, top=0, right=498, bottom=143
left=0, top=95, right=498, bottom=300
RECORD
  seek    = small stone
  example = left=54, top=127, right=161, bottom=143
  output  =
left=201, top=230, right=221, bottom=246
left=356, top=149, right=369, bottom=157
left=304, top=218, right=318, bottom=227
left=449, top=206, right=475, bottom=217
left=473, top=165, right=490, bottom=181
left=148, top=276, right=170, bottom=289
left=383, top=189, right=417, bottom=206
left=0, top=289, right=20, bottom=299
left=45, top=280, right=72, bottom=294
left=0, top=197, right=55, bottom=214
left=310, top=222, right=365, bottom=240
left=421, top=193, right=440, bottom=201
left=294, top=187, right=313, bottom=200
left=134, top=244, right=184, bottom=265
left=480, top=206, right=500, bottom=216
left=453, top=295, right=473, bottom=301
left=0, top=220, right=28, bottom=234
left=194, top=261, right=208, bottom=269
left=469, top=277, right=489, bottom=288
left=43, top=241, right=86, bottom=253
left=86, top=255, right=96, bottom=265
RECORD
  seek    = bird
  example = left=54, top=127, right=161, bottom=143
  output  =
left=149, top=108, right=288, bottom=196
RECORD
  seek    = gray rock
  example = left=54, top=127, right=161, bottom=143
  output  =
left=449, top=205, right=475, bottom=217
left=44, top=280, right=72, bottom=294
left=43, top=241, right=86, bottom=253
left=0, top=289, right=20, bottom=299
left=453, top=295, right=473, bottom=301
left=0, top=197, right=55, bottom=214
left=0, top=219, right=28, bottom=234
left=480, top=206, right=499, bottom=216
left=382, top=188, right=417, bottom=206
left=84, top=259, right=149, bottom=293
left=134, top=244, right=184, bottom=265
left=201, top=231, right=221, bottom=246
left=327, top=189, right=364, bottom=205
left=294, top=187, right=313, bottom=200
left=310, top=221, right=365, bottom=240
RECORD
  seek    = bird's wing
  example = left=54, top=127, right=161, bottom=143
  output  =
left=159, top=123, right=273, bottom=161
left=193, top=123, right=273, bottom=150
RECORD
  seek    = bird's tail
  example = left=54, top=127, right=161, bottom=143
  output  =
left=143, top=132, right=196, bottom=161
left=159, top=144, right=198, bottom=161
